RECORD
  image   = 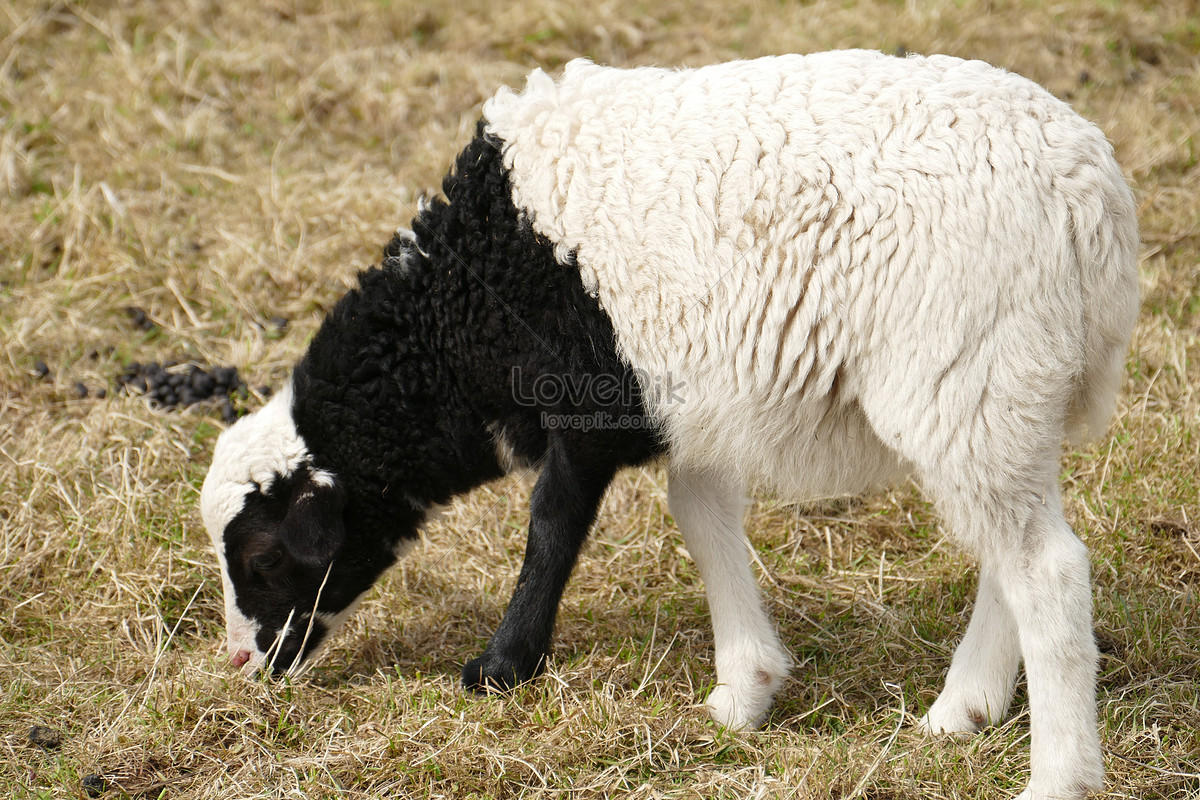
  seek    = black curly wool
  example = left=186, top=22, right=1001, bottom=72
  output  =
left=279, top=126, right=664, bottom=682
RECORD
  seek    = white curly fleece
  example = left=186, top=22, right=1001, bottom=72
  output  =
left=484, top=51, right=1136, bottom=497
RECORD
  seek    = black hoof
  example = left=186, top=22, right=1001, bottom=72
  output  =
left=462, top=651, right=545, bottom=694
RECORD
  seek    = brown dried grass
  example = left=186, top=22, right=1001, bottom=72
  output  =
left=2, top=0, right=1197, bottom=798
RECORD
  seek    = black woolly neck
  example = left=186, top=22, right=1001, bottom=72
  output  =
left=287, top=124, right=662, bottom=550
left=287, top=130, right=532, bottom=545
left=289, top=249, right=504, bottom=540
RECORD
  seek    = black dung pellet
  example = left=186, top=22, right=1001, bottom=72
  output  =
left=191, top=372, right=214, bottom=396
left=126, top=306, right=156, bottom=332
left=74, top=382, right=88, bottom=398
left=95, top=387, right=106, bottom=399
left=28, top=725, right=62, bottom=750
left=220, top=402, right=238, bottom=424
left=33, top=360, right=50, bottom=379
left=81, top=774, right=107, bottom=797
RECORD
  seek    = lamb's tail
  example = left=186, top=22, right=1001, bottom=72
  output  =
left=1064, top=156, right=1140, bottom=445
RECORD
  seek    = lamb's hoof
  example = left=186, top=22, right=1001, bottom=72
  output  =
left=1012, top=783, right=1101, bottom=800
left=1010, top=757, right=1104, bottom=800
left=461, top=651, right=544, bottom=694
left=705, top=665, right=786, bottom=730
left=707, top=684, right=770, bottom=730
left=917, top=697, right=988, bottom=737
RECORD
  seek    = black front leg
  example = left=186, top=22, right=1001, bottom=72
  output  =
left=463, top=436, right=615, bottom=692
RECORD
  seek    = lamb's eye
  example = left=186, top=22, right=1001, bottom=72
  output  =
left=250, top=550, right=283, bottom=572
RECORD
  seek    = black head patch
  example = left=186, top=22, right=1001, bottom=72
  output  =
left=220, top=464, right=368, bottom=672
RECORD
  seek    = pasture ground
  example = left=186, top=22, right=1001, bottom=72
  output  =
left=1, top=1, right=1197, bottom=797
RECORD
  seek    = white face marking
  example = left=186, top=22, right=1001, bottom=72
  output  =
left=199, top=382, right=311, bottom=664
left=200, top=383, right=308, bottom=534
left=217, top=545, right=262, bottom=663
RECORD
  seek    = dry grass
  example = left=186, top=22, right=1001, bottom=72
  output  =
left=2, top=0, right=1198, bottom=797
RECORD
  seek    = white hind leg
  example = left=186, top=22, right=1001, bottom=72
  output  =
left=1000, top=500, right=1103, bottom=800
left=922, top=473, right=1103, bottom=799
left=919, top=563, right=1020, bottom=734
left=859, top=367, right=1103, bottom=797
left=667, top=467, right=791, bottom=730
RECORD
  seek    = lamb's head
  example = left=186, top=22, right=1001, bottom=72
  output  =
left=200, top=384, right=385, bottom=674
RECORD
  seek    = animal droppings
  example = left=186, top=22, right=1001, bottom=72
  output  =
left=27, top=725, right=63, bottom=750
left=116, top=361, right=251, bottom=420
left=125, top=306, right=157, bottom=332
left=81, top=773, right=107, bottom=797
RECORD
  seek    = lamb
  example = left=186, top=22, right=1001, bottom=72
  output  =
left=199, top=50, right=1139, bottom=800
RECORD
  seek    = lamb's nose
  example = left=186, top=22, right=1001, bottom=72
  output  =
left=230, top=649, right=252, bottom=668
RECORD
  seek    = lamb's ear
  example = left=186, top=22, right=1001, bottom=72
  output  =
left=280, top=472, right=347, bottom=567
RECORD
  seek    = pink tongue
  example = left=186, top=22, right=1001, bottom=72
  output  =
left=230, top=649, right=251, bottom=668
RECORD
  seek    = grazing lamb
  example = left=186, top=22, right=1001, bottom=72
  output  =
left=200, top=51, right=1138, bottom=800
